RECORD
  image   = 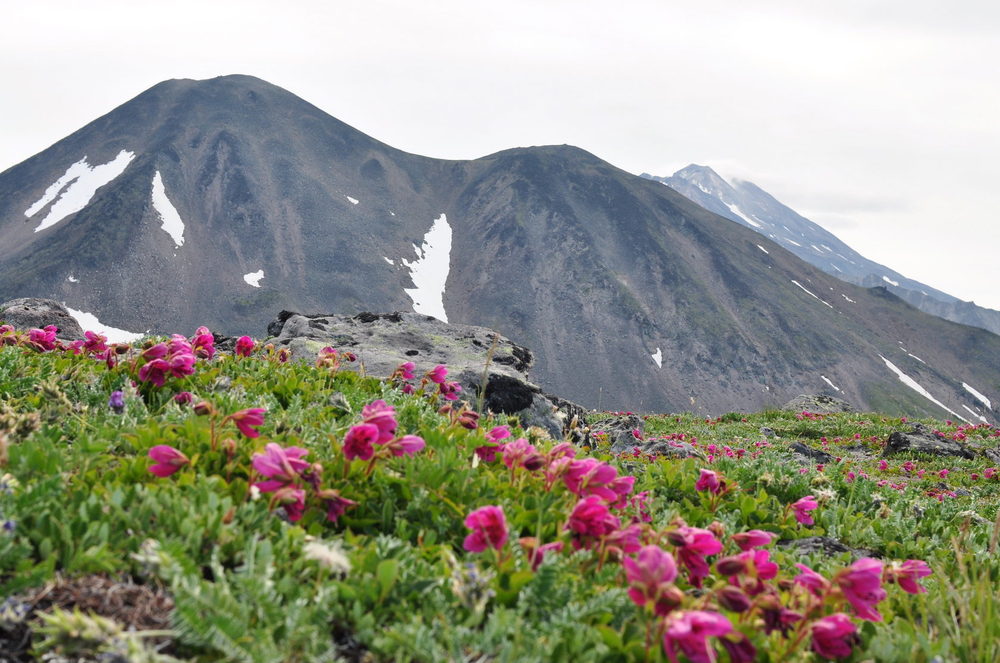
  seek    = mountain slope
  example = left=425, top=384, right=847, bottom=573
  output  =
left=645, top=165, right=1000, bottom=336
left=2, top=75, right=999, bottom=422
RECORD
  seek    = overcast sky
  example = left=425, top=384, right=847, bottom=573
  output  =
left=3, top=0, right=998, bottom=309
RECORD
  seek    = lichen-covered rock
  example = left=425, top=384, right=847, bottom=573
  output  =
left=0, top=298, right=83, bottom=339
left=790, top=441, right=834, bottom=464
left=268, top=310, right=582, bottom=438
left=882, top=423, right=975, bottom=460
left=782, top=394, right=855, bottom=414
left=778, top=536, right=879, bottom=560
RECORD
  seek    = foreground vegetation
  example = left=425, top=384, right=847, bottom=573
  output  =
left=0, top=324, right=998, bottom=662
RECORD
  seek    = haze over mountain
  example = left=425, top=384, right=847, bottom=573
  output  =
left=645, top=166, right=1000, bottom=337
left=1, top=75, right=998, bottom=423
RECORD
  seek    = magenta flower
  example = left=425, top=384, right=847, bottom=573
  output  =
left=396, top=361, right=415, bottom=380
left=272, top=486, right=306, bottom=522
left=148, top=445, right=189, bottom=477
left=168, top=351, right=196, bottom=378
left=427, top=364, right=448, bottom=384
left=343, top=423, right=379, bottom=461
left=235, top=335, right=255, bottom=357
left=794, top=562, right=831, bottom=596
left=791, top=495, right=819, bottom=525
left=138, top=359, right=171, bottom=387
left=501, top=438, right=544, bottom=471
left=732, top=529, right=775, bottom=551
left=83, top=330, right=108, bottom=354
left=168, top=334, right=193, bottom=355
left=463, top=505, right=508, bottom=552
left=661, top=610, right=733, bottom=663
left=564, top=458, right=619, bottom=502
left=810, top=613, right=858, bottom=659
left=27, top=326, right=58, bottom=351
left=567, top=496, right=622, bottom=550
left=523, top=539, right=564, bottom=571
left=667, top=526, right=723, bottom=588
left=318, top=489, right=359, bottom=523
left=383, top=434, right=426, bottom=457
left=623, top=545, right=680, bottom=616
left=252, top=442, right=310, bottom=491
left=361, top=399, right=398, bottom=443
left=887, top=559, right=932, bottom=594
left=835, top=558, right=886, bottom=622
left=191, top=326, right=216, bottom=359
left=695, top=468, right=722, bottom=494
left=439, top=380, right=462, bottom=401
left=141, top=343, right=169, bottom=361
left=228, top=407, right=267, bottom=438
left=486, top=425, right=512, bottom=444
left=173, top=391, right=193, bottom=405
left=476, top=425, right=512, bottom=462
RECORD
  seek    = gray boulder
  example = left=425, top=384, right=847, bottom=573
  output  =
left=0, top=298, right=84, bottom=339
left=882, top=423, right=975, bottom=460
left=593, top=415, right=705, bottom=459
left=268, top=310, right=586, bottom=438
left=782, top=394, right=855, bottom=414
left=778, top=536, right=879, bottom=560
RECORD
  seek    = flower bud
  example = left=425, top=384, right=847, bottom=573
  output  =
left=716, top=586, right=752, bottom=612
left=708, top=521, right=726, bottom=540
left=716, top=555, right=748, bottom=577
left=194, top=401, right=216, bottom=416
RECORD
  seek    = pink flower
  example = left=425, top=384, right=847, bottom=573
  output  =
left=887, top=559, right=932, bottom=594
left=148, top=445, right=189, bottom=477
left=427, top=364, right=448, bottom=384
left=396, top=361, right=415, bottom=380
left=667, top=526, right=723, bottom=588
left=383, top=434, right=426, bottom=457
left=834, top=558, right=886, bottom=622
left=141, top=343, right=169, bottom=361
left=661, top=610, right=733, bottom=663
left=794, top=562, right=831, bottom=596
left=810, top=613, right=858, bottom=659
left=343, top=423, right=380, bottom=461
left=235, top=335, right=255, bottom=357
left=524, top=540, right=564, bottom=571
left=463, top=505, right=508, bottom=552
left=486, top=425, right=512, bottom=444
left=563, top=458, right=621, bottom=503
left=623, top=545, right=681, bottom=616
left=228, top=407, right=267, bottom=438
left=501, top=438, right=544, bottom=471
left=272, top=486, right=306, bottom=522
left=439, top=380, right=462, bottom=401
left=318, top=489, right=358, bottom=523
left=173, top=391, right=193, bottom=405
left=361, top=400, right=398, bottom=444
left=732, top=529, right=775, bottom=551
left=191, top=327, right=216, bottom=359
left=83, top=330, right=108, bottom=354
left=695, top=468, right=722, bottom=494
left=138, top=359, right=171, bottom=387
left=27, top=326, right=58, bottom=351
left=252, top=442, right=310, bottom=491
left=168, top=351, right=196, bottom=378
left=567, top=495, right=621, bottom=548
left=791, top=495, right=819, bottom=525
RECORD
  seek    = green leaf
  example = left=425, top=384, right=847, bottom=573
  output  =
left=376, top=558, right=400, bottom=601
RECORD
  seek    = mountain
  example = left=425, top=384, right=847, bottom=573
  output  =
left=1, top=75, right=999, bottom=423
left=644, top=165, right=1000, bottom=336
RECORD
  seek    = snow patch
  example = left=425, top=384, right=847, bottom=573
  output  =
left=243, top=270, right=264, bottom=288
left=963, top=382, right=992, bottom=409
left=879, top=354, right=968, bottom=423
left=651, top=348, right=663, bottom=368
left=907, top=353, right=925, bottom=364
left=383, top=257, right=395, bottom=266
left=790, top=280, right=834, bottom=308
left=725, top=203, right=762, bottom=228
left=65, top=307, right=144, bottom=344
left=27, top=150, right=135, bottom=232
left=961, top=404, right=990, bottom=424
left=784, top=238, right=802, bottom=247
left=345, top=195, right=359, bottom=205
left=389, top=210, right=396, bottom=216
left=882, top=275, right=900, bottom=287
left=841, top=294, right=856, bottom=303
left=756, top=244, right=769, bottom=255
left=820, top=375, right=841, bottom=392
left=151, top=171, right=185, bottom=247
left=403, top=213, right=452, bottom=322
left=832, top=265, right=842, bottom=272
left=67, top=275, right=79, bottom=283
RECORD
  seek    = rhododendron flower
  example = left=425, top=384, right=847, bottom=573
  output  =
left=623, top=545, right=681, bottom=616
left=811, top=613, right=858, bottom=659
left=383, top=434, right=426, bottom=457
left=343, top=423, right=379, bottom=461
left=791, top=495, right=819, bottom=525
left=564, top=458, right=619, bottom=502
left=661, top=610, right=733, bottom=663
left=427, top=364, right=448, bottom=384
left=272, top=486, right=306, bottom=522
left=835, top=558, right=886, bottom=621
left=501, top=438, right=544, bottom=471
left=167, top=352, right=196, bottom=378
left=173, top=391, right=193, bottom=405
left=361, top=400, right=398, bottom=443
left=235, top=335, right=255, bottom=357
left=82, top=330, right=108, bottom=354
left=396, top=361, right=415, bottom=380
left=567, top=495, right=621, bottom=545
left=228, top=407, right=266, bottom=438
left=252, top=442, right=310, bottom=491
left=138, top=359, right=171, bottom=387
left=318, top=489, right=359, bottom=523
left=463, top=505, right=508, bottom=552
left=439, top=380, right=462, bottom=401
left=732, top=529, right=775, bottom=551
left=794, top=562, right=831, bottom=596
left=141, top=343, right=169, bottom=361
left=720, top=633, right=756, bottom=663
left=667, top=526, right=723, bottom=588
left=191, top=326, right=215, bottom=359
left=695, top=469, right=722, bottom=494
left=28, top=326, right=58, bottom=351
left=519, top=537, right=564, bottom=571
left=887, top=559, right=932, bottom=594
left=148, top=445, right=189, bottom=477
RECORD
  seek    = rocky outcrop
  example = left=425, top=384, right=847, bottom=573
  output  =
left=778, top=536, right=879, bottom=560
left=782, top=394, right=855, bottom=414
left=882, top=423, right=976, bottom=460
left=268, top=310, right=585, bottom=438
left=0, top=298, right=83, bottom=339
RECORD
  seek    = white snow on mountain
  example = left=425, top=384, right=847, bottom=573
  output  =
left=403, top=213, right=452, bottom=322
left=651, top=347, right=663, bottom=368
left=67, top=275, right=78, bottom=283
left=962, top=382, right=992, bottom=409
left=961, top=404, right=989, bottom=424
left=820, top=375, right=841, bottom=392
left=757, top=245, right=769, bottom=254
left=345, top=195, right=359, bottom=205
left=383, top=257, right=395, bottom=266
left=65, top=306, right=144, bottom=343
left=879, top=354, right=968, bottom=423
left=791, top=280, right=834, bottom=308
left=26, top=150, right=135, bottom=232
left=882, top=276, right=900, bottom=287
left=724, top=203, right=763, bottom=228
left=243, top=270, right=264, bottom=287
left=151, top=171, right=185, bottom=247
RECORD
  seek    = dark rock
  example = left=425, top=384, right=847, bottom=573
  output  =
left=268, top=310, right=582, bottom=438
left=759, top=426, right=776, bottom=437
left=790, top=441, right=834, bottom=464
left=778, top=536, right=879, bottom=560
left=0, top=298, right=84, bottom=339
left=593, top=415, right=645, bottom=454
left=882, top=424, right=975, bottom=460
left=782, top=394, right=855, bottom=414
left=640, top=439, right=706, bottom=460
